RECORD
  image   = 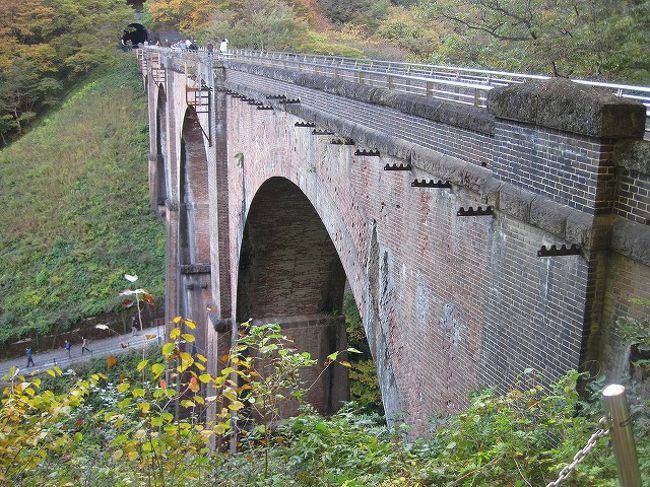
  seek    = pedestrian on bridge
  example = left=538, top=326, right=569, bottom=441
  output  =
left=26, top=348, right=35, bottom=367
left=63, top=339, right=72, bottom=358
left=219, top=38, right=228, bottom=54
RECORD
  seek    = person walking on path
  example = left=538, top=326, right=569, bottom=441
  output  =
left=81, top=337, right=92, bottom=356
left=26, top=348, right=35, bottom=367
left=63, top=339, right=72, bottom=358
left=219, top=38, right=228, bottom=54
left=131, top=314, right=140, bottom=336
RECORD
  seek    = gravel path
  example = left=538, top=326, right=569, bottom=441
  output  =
left=0, top=326, right=165, bottom=379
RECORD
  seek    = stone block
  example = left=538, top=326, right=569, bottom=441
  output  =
left=487, top=78, right=646, bottom=138
left=529, top=198, right=570, bottom=237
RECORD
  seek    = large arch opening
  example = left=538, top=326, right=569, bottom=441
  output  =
left=178, top=107, right=211, bottom=357
left=122, top=23, right=148, bottom=46
left=154, top=86, right=168, bottom=216
left=236, top=177, right=363, bottom=415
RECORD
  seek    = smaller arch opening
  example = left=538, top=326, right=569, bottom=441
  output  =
left=122, top=23, right=148, bottom=46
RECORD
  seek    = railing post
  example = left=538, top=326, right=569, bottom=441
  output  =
left=474, top=89, right=481, bottom=107
left=358, top=71, right=364, bottom=84
left=388, top=74, right=394, bottom=90
left=603, top=385, right=642, bottom=487
left=426, top=80, right=433, bottom=97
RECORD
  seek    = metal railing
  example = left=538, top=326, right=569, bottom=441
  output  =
left=144, top=46, right=650, bottom=133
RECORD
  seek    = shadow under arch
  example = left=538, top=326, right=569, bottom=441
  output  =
left=236, top=177, right=352, bottom=415
left=154, top=85, right=168, bottom=215
left=178, top=106, right=211, bottom=355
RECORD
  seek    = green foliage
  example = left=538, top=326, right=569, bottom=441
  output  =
left=343, top=290, right=383, bottom=413
left=422, top=0, right=650, bottom=80
left=0, top=57, right=165, bottom=345
left=0, top=0, right=133, bottom=142
left=2, top=321, right=649, bottom=486
left=617, top=297, right=650, bottom=370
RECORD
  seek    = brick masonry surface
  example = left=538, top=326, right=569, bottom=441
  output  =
left=492, top=122, right=616, bottom=214
left=225, top=70, right=494, bottom=167
left=616, top=169, right=650, bottom=224
left=145, top=52, right=650, bottom=428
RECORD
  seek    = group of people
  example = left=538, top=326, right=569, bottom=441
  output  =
left=169, top=38, right=229, bottom=54
left=24, top=337, right=92, bottom=368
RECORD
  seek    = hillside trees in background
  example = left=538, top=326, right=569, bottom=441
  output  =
left=0, top=0, right=133, bottom=144
left=146, top=0, right=366, bottom=55
left=422, top=0, right=650, bottom=81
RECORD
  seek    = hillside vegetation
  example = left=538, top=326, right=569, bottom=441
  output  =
left=0, top=56, right=165, bottom=345
left=146, top=0, right=650, bottom=82
left=0, top=0, right=133, bottom=143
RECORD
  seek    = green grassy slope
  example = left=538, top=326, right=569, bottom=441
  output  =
left=0, top=55, right=165, bottom=344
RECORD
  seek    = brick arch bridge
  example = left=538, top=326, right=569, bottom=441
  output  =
left=139, top=48, right=650, bottom=427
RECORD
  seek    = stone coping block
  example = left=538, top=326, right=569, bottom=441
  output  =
left=487, top=78, right=646, bottom=139
left=611, top=218, right=650, bottom=265
left=224, top=61, right=495, bottom=135
left=613, top=139, right=650, bottom=175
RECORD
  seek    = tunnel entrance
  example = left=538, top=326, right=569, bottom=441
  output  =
left=122, top=23, right=148, bottom=46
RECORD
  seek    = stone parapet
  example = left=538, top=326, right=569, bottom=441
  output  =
left=225, top=61, right=495, bottom=135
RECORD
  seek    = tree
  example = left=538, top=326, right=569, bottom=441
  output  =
left=0, top=0, right=133, bottom=144
left=423, top=0, right=650, bottom=80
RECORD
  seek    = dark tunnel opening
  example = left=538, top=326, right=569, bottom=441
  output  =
left=122, top=23, right=148, bottom=46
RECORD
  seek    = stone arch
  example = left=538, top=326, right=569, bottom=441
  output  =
left=178, top=106, right=211, bottom=355
left=236, top=177, right=350, bottom=415
left=154, top=85, right=168, bottom=215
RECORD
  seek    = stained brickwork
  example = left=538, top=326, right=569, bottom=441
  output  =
left=143, top=51, right=650, bottom=428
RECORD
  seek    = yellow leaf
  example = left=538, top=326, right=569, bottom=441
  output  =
left=173, top=316, right=183, bottom=323
left=179, top=352, right=193, bottom=364
left=138, top=402, right=151, bottom=414
left=183, top=319, right=197, bottom=329
left=107, top=356, right=118, bottom=368
left=151, top=363, right=165, bottom=378
left=170, top=327, right=181, bottom=339
left=112, top=449, right=124, bottom=461
left=128, top=450, right=138, bottom=461
left=223, top=387, right=237, bottom=401
left=338, top=360, right=352, bottom=368
left=181, top=333, right=195, bottom=343
left=228, top=400, right=245, bottom=411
